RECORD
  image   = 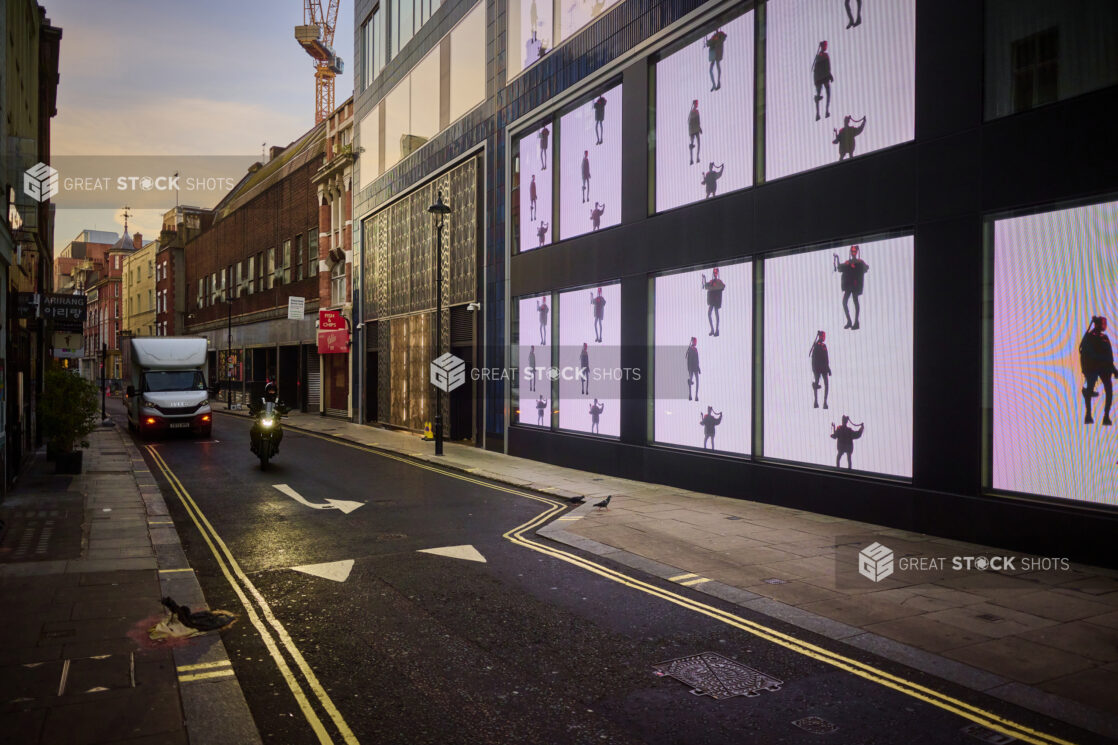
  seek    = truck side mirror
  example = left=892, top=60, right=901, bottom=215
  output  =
left=126, top=385, right=136, bottom=398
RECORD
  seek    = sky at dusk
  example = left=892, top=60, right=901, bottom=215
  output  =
left=46, top=0, right=353, bottom=253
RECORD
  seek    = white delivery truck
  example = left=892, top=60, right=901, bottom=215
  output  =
left=123, top=337, right=213, bottom=438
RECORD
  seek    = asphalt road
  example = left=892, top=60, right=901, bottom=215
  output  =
left=133, top=411, right=1101, bottom=745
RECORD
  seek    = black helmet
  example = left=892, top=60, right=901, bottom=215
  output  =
left=264, top=382, right=278, bottom=400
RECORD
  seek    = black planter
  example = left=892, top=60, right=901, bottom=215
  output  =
left=55, top=450, right=83, bottom=474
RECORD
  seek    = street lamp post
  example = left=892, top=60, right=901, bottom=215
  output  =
left=100, top=342, right=107, bottom=420
left=428, top=190, right=451, bottom=456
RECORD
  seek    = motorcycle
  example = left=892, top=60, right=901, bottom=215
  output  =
left=249, top=398, right=288, bottom=469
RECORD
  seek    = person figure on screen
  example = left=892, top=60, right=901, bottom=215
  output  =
left=833, top=115, right=867, bottom=160
left=590, top=287, right=607, bottom=342
left=812, top=41, right=834, bottom=121
left=845, top=0, right=863, bottom=28
left=593, top=94, right=607, bottom=145
left=705, top=27, right=727, bottom=91
left=700, top=406, right=723, bottom=450
left=539, top=125, right=550, bottom=169
left=701, top=267, right=726, bottom=336
left=833, top=244, right=869, bottom=330
left=702, top=162, right=725, bottom=198
left=579, top=342, right=591, bottom=395
left=590, top=202, right=606, bottom=231
left=537, top=220, right=549, bottom=248
left=529, top=175, right=538, bottom=220
left=686, top=337, right=701, bottom=401
left=530, top=0, right=539, bottom=31
left=810, top=330, right=831, bottom=409
left=688, top=100, right=703, bottom=165
left=581, top=150, right=591, bottom=203
left=528, top=345, right=537, bottom=392
left=537, top=297, right=549, bottom=345
left=591, top=0, right=605, bottom=18
left=589, top=399, right=605, bottom=434
left=536, top=395, right=548, bottom=426
left=1080, top=315, right=1117, bottom=426
left=831, top=415, right=864, bottom=470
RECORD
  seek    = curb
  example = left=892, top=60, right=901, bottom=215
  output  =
left=122, top=423, right=263, bottom=745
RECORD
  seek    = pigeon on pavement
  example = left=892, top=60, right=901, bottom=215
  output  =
left=593, top=495, right=612, bottom=510
left=566, top=495, right=586, bottom=504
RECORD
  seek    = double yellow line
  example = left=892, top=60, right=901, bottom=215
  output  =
left=291, top=430, right=1077, bottom=745
left=145, top=445, right=358, bottom=745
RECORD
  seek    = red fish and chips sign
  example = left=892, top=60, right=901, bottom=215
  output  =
left=317, top=309, right=349, bottom=353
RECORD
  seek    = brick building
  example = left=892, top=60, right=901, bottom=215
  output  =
left=156, top=205, right=212, bottom=336
left=311, top=96, right=354, bottom=417
left=185, top=125, right=325, bottom=410
left=79, top=231, right=140, bottom=388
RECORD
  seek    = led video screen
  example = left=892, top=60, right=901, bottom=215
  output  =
left=560, top=84, right=623, bottom=240
left=763, top=236, right=914, bottom=477
left=654, top=262, right=752, bottom=454
left=765, top=0, right=915, bottom=180
left=557, top=283, right=621, bottom=437
left=655, top=11, right=754, bottom=212
left=518, top=122, right=554, bottom=252
left=517, top=293, right=553, bottom=428
left=991, top=201, right=1118, bottom=505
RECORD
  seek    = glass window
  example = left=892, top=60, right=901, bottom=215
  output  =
left=514, top=293, right=552, bottom=428
left=654, top=10, right=754, bottom=213
left=295, top=234, right=304, bottom=281
left=556, top=283, right=621, bottom=437
left=763, top=236, right=914, bottom=478
left=448, top=1, right=486, bottom=124
left=359, top=105, right=381, bottom=189
left=266, top=249, right=275, bottom=290
left=282, top=240, right=292, bottom=284
left=309, top=230, right=319, bottom=277
left=652, top=262, right=752, bottom=454
left=984, top=0, right=1118, bottom=119
left=246, top=255, right=255, bottom=294
left=988, top=200, right=1118, bottom=504
left=559, top=82, right=623, bottom=241
left=515, top=121, right=553, bottom=253
left=331, top=260, right=346, bottom=306
left=383, top=82, right=409, bottom=169
left=410, top=47, right=441, bottom=147
left=374, top=7, right=386, bottom=75
left=765, top=0, right=916, bottom=181
left=235, top=261, right=243, bottom=298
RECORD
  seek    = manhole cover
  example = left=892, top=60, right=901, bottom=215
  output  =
left=793, top=716, right=838, bottom=735
left=961, top=723, right=1017, bottom=744
left=653, top=652, right=782, bottom=700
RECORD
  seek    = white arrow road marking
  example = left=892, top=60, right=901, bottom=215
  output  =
left=272, top=484, right=364, bottom=514
left=417, top=545, right=487, bottom=563
left=291, top=559, right=354, bottom=583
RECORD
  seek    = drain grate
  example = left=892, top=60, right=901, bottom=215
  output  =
left=961, top=723, right=1017, bottom=744
left=375, top=532, right=407, bottom=542
left=762, top=578, right=787, bottom=585
left=792, top=716, right=838, bottom=735
left=653, top=652, right=782, bottom=700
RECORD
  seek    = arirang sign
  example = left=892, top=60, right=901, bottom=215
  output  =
left=17, top=293, right=87, bottom=326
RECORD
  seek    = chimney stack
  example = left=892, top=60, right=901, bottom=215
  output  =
left=132, top=232, right=143, bottom=250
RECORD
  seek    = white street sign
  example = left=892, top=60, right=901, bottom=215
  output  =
left=272, top=484, right=364, bottom=514
left=287, top=296, right=305, bottom=320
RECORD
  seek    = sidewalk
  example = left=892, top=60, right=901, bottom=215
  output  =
left=0, top=422, right=260, bottom=745
left=237, top=406, right=1118, bottom=740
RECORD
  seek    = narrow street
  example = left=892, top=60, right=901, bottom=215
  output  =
left=134, top=410, right=1100, bottom=745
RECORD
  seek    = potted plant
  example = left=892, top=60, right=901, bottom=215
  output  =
left=39, top=363, right=100, bottom=474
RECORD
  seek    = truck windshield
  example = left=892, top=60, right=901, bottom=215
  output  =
left=142, top=371, right=207, bottom=392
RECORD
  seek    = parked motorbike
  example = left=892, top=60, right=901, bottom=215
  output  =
left=249, top=385, right=287, bottom=469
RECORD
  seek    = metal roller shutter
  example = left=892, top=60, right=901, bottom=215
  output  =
left=306, top=350, right=321, bottom=409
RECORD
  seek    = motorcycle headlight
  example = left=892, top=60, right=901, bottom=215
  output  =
left=261, top=418, right=275, bottom=428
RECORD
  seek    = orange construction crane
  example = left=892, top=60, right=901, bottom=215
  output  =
left=295, top=0, right=343, bottom=124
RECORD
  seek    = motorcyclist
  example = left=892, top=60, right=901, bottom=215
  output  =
left=250, top=382, right=286, bottom=455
